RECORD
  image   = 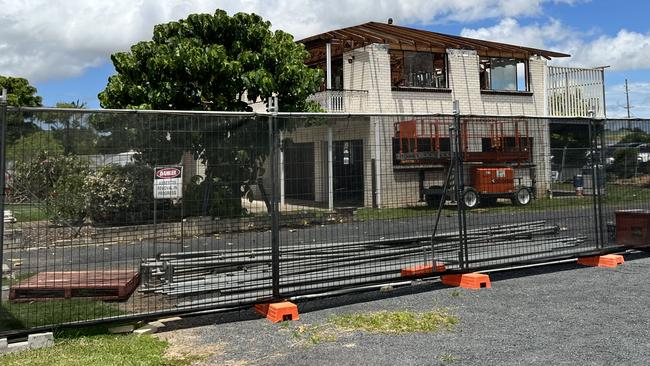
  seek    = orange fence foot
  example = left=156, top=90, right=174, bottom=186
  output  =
left=400, top=262, right=446, bottom=278
left=255, top=301, right=300, bottom=323
left=441, top=273, right=491, bottom=289
left=577, top=254, right=624, bottom=268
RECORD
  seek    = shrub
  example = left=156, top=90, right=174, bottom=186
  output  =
left=86, top=164, right=154, bottom=225
left=11, top=152, right=90, bottom=224
left=183, top=175, right=246, bottom=218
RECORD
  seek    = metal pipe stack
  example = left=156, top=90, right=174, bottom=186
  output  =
left=139, top=220, right=589, bottom=308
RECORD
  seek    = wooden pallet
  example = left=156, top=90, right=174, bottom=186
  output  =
left=9, top=270, right=140, bottom=302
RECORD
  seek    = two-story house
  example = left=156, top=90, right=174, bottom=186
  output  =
left=270, top=21, right=606, bottom=210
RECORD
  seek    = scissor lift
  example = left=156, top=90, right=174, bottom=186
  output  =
left=393, top=118, right=536, bottom=208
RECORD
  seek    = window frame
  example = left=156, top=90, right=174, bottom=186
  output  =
left=390, top=50, right=450, bottom=91
left=479, top=57, right=531, bottom=93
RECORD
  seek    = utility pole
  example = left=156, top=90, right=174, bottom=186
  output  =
left=625, top=79, right=632, bottom=129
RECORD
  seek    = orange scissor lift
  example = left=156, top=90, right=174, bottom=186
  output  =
left=393, top=118, right=536, bottom=208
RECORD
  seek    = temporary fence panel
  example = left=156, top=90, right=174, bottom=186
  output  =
left=0, top=109, right=273, bottom=335
left=0, top=107, right=645, bottom=336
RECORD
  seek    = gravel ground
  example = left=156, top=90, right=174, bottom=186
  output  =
left=155, top=251, right=650, bottom=366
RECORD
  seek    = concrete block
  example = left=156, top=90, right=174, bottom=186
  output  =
left=147, top=321, right=165, bottom=329
left=157, top=316, right=182, bottom=324
left=7, top=341, right=28, bottom=353
left=0, top=338, right=7, bottom=351
left=108, top=325, right=135, bottom=334
left=134, top=325, right=157, bottom=336
left=28, top=332, right=54, bottom=349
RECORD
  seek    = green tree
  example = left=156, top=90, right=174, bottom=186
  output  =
left=0, top=76, right=43, bottom=142
left=97, top=10, right=323, bottom=217
left=98, top=10, right=321, bottom=112
left=7, top=131, right=63, bottom=163
left=0, top=76, right=42, bottom=107
left=41, top=100, right=98, bottom=154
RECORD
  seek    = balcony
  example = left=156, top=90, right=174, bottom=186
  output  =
left=308, top=89, right=368, bottom=113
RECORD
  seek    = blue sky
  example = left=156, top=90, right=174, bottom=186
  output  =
left=2, top=1, right=649, bottom=117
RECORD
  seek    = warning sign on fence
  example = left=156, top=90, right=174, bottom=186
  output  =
left=154, top=166, right=183, bottom=199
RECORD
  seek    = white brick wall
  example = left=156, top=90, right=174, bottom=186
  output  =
left=262, top=44, right=554, bottom=209
left=339, top=44, right=553, bottom=207
left=344, top=45, right=547, bottom=116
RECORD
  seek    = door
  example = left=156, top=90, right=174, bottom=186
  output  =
left=333, top=140, right=364, bottom=206
left=284, top=142, right=315, bottom=201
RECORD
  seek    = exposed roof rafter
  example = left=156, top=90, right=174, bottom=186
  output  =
left=299, top=21, right=570, bottom=62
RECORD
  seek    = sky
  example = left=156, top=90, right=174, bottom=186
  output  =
left=1, top=0, right=649, bottom=117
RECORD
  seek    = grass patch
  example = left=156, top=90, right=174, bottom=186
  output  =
left=291, top=324, right=338, bottom=345
left=5, top=271, right=34, bottom=286
left=356, top=183, right=650, bottom=221
left=328, top=309, right=459, bottom=334
left=0, top=334, right=196, bottom=366
left=5, top=203, right=48, bottom=222
left=0, top=299, right=125, bottom=332
left=440, top=353, right=458, bottom=364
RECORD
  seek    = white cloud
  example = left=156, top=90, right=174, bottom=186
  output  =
left=0, top=0, right=579, bottom=82
left=460, top=18, right=571, bottom=50
left=461, top=18, right=650, bottom=71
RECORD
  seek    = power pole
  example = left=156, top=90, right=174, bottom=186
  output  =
left=625, top=79, right=632, bottom=129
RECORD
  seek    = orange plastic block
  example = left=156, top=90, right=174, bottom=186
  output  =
left=577, top=254, right=624, bottom=268
left=400, top=262, right=446, bottom=277
left=255, top=301, right=299, bottom=323
left=441, top=273, right=491, bottom=289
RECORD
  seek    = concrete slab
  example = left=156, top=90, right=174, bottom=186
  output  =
left=28, top=332, right=54, bottom=349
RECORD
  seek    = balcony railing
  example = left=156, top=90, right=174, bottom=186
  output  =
left=308, top=89, right=368, bottom=113
left=547, top=66, right=606, bottom=118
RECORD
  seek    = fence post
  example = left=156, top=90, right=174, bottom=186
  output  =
left=588, top=111, right=602, bottom=249
left=268, top=97, right=281, bottom=300
left=452, top=101, right=469, bottom=269
left=589, top=111, right=606, bottom=248
left=0, top=89, right=7, bottom=304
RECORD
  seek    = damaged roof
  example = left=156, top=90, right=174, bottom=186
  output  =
left=299, top=21, right=570, bottom=64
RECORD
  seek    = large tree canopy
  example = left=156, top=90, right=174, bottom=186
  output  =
left=98, top=10, right=322, bottom=112
left=96, top=10, right=323, bottom=217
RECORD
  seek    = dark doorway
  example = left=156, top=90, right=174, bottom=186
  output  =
left=333, top=140, right=364, bottom=206
left=284, top=142, right=315, bottom=201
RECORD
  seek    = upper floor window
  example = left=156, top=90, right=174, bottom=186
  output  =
left=314, top=58, right=344, bottom=91
left=479, top=57, right=528, bottom=92
left=390, top=51, right=447, bottom=89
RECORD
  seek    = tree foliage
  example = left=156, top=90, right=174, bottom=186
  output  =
left=97, top=10, right=324, bottom=217
left=98, top=10, right=322, bottom=112
left=0, top=76, right=44, bottom=142
left=0, top=76, right=42, bottom=107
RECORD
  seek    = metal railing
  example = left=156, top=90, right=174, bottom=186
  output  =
left=546, top=65, right=606, bottom=118
left=308, top=89, right=368, bottom=112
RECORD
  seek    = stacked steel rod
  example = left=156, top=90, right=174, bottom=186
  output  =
left=139, top=221, right=588, bottom=308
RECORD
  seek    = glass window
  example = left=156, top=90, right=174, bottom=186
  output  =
left=479, top=57, right=528, bottom=91
left=390, top=51, right=447, bottom=89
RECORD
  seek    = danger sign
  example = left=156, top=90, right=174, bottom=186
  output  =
left=154, top=166, right=183, bottom=199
